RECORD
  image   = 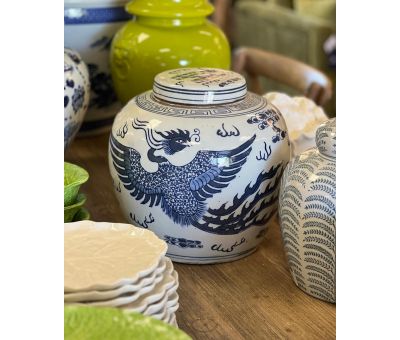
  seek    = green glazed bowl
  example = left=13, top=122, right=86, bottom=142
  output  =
left=64, top=162, right=89, bottom=207
left=72, top=207, right=90, bottom=222
left=64, top=306, right=191, bottom=340
left=64, top=193, right=86, bottom=223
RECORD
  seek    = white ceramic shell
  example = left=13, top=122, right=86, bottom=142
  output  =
left=264, top=92, right=328, bottom=157
left=279, top=118, right=336, bottom=303
left=108, top=68, right=291, bottom=263
left=64, top=0, right=131, bottom=135
left=64, top=48, right=90, bottom=150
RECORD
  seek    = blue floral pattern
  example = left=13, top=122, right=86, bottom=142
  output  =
left=164, top=236, right=203, bottom=249
left=64, top=48, right=90, bottom=150
left=247, top=109, right=287, bottom=143
left=72, top=85, right=86, bottom=113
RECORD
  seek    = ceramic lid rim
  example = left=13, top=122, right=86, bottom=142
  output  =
left=152, top=90, right=247, bottom=105
left=153, top=68, right=247, bottom=105
left=153, top=81, right=247, bottom=95
left=64, top=0, right=128, bottom=8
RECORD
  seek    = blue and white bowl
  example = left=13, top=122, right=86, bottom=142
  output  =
left=64, top=0, right=132, bottom=135
left=108, top=68, right=291, bottom=264
left=279, top=118, right=336, bottom=303
left=64, top=48, right=90, bottom=150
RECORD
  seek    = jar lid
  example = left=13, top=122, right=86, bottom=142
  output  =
left=153, top=68, right=247, bottom=105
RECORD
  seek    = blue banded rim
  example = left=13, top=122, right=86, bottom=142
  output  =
left=153, top=68, right=248, bottom=105
left=64, top=6, right=132, bottom=25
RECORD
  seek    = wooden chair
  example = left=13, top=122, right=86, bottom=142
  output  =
left=232, top=47, right=333, bottom=107
left=211, top=0, right=234, bottom=44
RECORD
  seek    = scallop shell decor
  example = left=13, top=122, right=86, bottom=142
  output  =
left=279, top=118, right=336, bottom=303
left=263, top=92, right=328, bottom=157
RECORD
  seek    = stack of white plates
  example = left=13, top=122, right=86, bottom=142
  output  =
left=64, top=221, right=180, bottom=326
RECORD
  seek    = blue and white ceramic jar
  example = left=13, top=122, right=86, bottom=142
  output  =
left=108, top=68, right=290, bottom=263
left=64, top=0, right=132, bottom=135
left=279, top=118, right=336, bottom=303
left=64, top=48, right=90, bottom=150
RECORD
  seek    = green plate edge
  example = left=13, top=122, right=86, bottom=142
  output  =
left=64, top=162, right=89, bottom=206
left=64, top=162, right=89, bottom=188
left=64, top=193, right=87, bottom=223
left=72, top=207, right=90, bottom=222
left=64, top=306, right=191, bottom=340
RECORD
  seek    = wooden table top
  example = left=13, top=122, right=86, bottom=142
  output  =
left=65, top=133, right=336, bottom=340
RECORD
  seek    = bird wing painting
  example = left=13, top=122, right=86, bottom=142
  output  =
left=110, top=131, right=256, bottom=228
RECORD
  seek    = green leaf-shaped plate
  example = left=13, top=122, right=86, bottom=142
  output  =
left=64, top=306, right=191, bottom=340
left=64, top=193, right=86, bottom=223
left=64, top=162, right=89, bottom=207
left=72, top=207, right=90, bottom=222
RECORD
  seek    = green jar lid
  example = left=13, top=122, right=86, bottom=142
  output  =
left=126, top=0, right=214, bottom=18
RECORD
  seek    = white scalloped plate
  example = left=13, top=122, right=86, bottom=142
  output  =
left=165, top=291, right=179, bottom=309
left=65, top=272, right=164, bottom=308
left=64, top=257, right=168, bottom=302
left=76, top=259, right=174, bottom=307
left=164, top=311, right=172, bottom=324
left=120, top=264, right=177, bottom=313
left=161, top=305, right=179, bottom=327
left=141, top=280, right=178, bottom=315
left=65, top=221, right=167, bottom=292
left=151, top=304, right=168, bottom=320
left=162, top=311, right=177, bottom=326
left=168, top=313, right=178, bottom=327
left=161, top=307, right=177, bottom=324
left=152, top=301, right=179, bottom=322
left=167, top=302, right=180, bottom=315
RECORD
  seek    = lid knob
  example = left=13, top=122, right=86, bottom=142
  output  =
left=153, top=68, right=247, bottom=105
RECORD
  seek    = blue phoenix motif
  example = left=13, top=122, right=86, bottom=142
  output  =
left=110, top=119, right=255, bottom=228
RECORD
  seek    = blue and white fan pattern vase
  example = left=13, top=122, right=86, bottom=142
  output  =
left=279, top=118, right=336, bottom=303
left=109, top=68, right=290, bottom=264
left=64, top=48, right=90, bottom=150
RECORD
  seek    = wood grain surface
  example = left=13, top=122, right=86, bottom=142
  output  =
left=65, top=133, right=336, bottom=340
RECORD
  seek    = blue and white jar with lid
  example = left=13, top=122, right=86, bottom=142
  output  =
left=108, top=68, right=290, bottom=263
left=64, top=0, right=132, bottom=135
left=279, top=118, right=336, bottom=302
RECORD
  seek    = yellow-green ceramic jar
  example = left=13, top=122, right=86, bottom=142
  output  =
left=110, top=0, right=231, bottom=104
